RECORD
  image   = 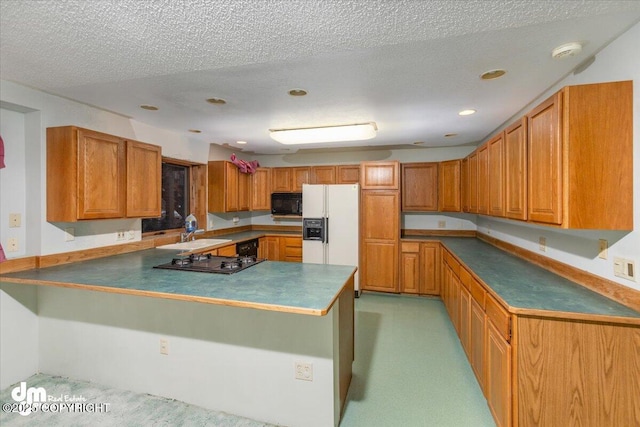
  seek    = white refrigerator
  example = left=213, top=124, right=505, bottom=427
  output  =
left=302, top=183, right=360, bottom=295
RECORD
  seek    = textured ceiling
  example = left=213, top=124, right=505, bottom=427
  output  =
left=2, top=0, right=640, bottom=154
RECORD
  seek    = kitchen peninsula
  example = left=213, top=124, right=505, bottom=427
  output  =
left=0, top=249, right=356, bottom=427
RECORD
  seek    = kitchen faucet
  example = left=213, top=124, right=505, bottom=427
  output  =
left=181, top=213, right=203, bottom=242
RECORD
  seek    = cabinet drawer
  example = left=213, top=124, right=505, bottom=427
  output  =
left=486, top=295, right=510, bottom=342
left=468, top=276, right=486, bottom=310
left=459, top=267, right=472, bottom=291
left=443, top=250, right=460, bottom=276
left=401, top=242, right=420, bottom=252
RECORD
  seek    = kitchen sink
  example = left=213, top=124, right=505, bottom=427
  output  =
left=156, top=239, right=232, bottom=251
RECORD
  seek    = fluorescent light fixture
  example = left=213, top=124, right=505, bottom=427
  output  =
left=269, top=122, right=377, bottom=145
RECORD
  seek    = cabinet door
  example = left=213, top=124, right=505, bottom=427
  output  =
left=477, top=143, right=489, bottom=215
left=362, top=191, right=399, bottom=241
left=337, top=165, right=360, bottom=184
left=218, top=244, right=237, bottom=256
left=225, top=162, right=239, bottom=211
left=257, top=237, right=267, bottom=259
left=264, top=236, right=281, bottom=261
left=292, top=167, right=310, bottom=192
left=402, top=163, right=438, bottom=211
left=281, top=236, right=302, bottom=262
left=362, top=241, right=398, bottom=292
left=361, top=161, right=400, bottom=189
left=439, top=160, right=461, bottom=212
left=400, top=243, right=420, bottom=294
left=271, top=168, right=292, bottom=192
left=468, top=152, right=478, bottom=213
left=237, top=170, right=251, bottom=211
left=470, top=297, right=486, bottom=392
left=527, top=92, right=562, bottom=225
left=311, top=166, right=336, bottom=184
left=77, top=129, right=126, bottom=219
left=504, top=118, right=528, bottom=220
left=461, top=157, right=469, bottom=212
left=488, top=134, right=505, bottom=217
left=419, top=242, right=440, bottom=295
left=459, top=285, right=471, bottom=357
left=486, top=320, right=512, bottom=427
left=126, top=140, right=162, bottom=218
left=251, top=168, right=271, bottom=211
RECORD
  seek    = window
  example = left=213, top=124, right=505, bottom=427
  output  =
left=143, top=162, right=189, bottom=233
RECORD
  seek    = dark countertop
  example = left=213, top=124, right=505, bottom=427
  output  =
left=402, top=236, right=640, bottom=322
left=0, top=248, right=354, bottom=316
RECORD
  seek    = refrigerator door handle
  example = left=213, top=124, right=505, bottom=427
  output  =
left=324, top=217, right=329, bottom=244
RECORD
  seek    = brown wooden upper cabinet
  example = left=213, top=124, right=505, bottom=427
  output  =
left=271, top=167, right=309, bottom=192
left=461, top=157, right=469, bottom=212
left=336, top=164, right=360, bottom=184
left=504, top=118, right=527, bottom=220
left=487, top=134, right=505, bottom=217
left=310, top=165, right=336, bottom=184
left=208, top=161, right=250, bottom=212
left=47, top=126, right=161, bottom=222
left=439, top=160, right=461, bottom=212
left=476, top=143, right=489, bottom=215
left=401, top=162, right=438, bottom=211
left=467, top=151, right=478, bottom=214
left=251, top=167, right=271, bottom=211
left=361, top=161, right=400, bottom=190
left=527, top=81, right=632, bottom=229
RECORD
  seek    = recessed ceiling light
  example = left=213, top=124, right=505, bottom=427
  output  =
left=236, top=140, right=247, bottom=145
left=444, top=133, right=458, bottom=137
left=288, top=89, right=308, bottom=96
left=188, top=129, right=201, bottom=133
left=480, top=69, right=506, bottom=80
left=206, top=98, right=227, bottom=104
left=140, top=105, right=159, bottom=111
left=458, top=109, right=476, bottom=116
left=552, top=42, right=583, bottom=59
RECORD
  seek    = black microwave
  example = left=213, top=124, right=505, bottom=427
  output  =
left=271, top=192, right=302, bottom=216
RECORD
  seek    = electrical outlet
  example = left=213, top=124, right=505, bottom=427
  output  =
left=232, top=217, right=239, bottom=224
left=160, top=339, right=169, bottom=355
left=614, top=257, right=636, bottom=282
left=117, top=230, right=125, bottom=241
left=9, top=213, right=21, bottom=228
left=539, top=237, right=546, bottom=252
left=598, top=239, right=608, bottom=260
left=438, top=221, right=446, bottom=228
left=7, top=237, right=18, bottom=252
left=294, top=362, right=313, bottom=381
left=65, top=227, right=75, bottom=242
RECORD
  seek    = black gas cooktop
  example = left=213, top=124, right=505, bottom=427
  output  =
left=153, top=254, right=265, bottom=274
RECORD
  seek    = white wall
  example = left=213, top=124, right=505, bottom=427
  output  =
left=36, top=286, right=340, bottom=427
left=475, top=22, right=640, bottom=293
left=0, top=283, right=38, bottom=390
left=0, top=81, right=212, bottom=256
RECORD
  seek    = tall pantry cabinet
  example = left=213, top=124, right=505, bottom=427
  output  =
left=360, top=161, right=401, bottom=293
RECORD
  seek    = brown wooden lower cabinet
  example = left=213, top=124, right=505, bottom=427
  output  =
left=280, top=237, right=302, bottom=262
left=400, top=241, right=440, bottom=295
left=362, top=241, right=398, bottom=292
left=262, top=236, right=281, bottom=261
left=258, top=236, right=301, bottom=262
left=436, top=245, right=640, bottom=427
